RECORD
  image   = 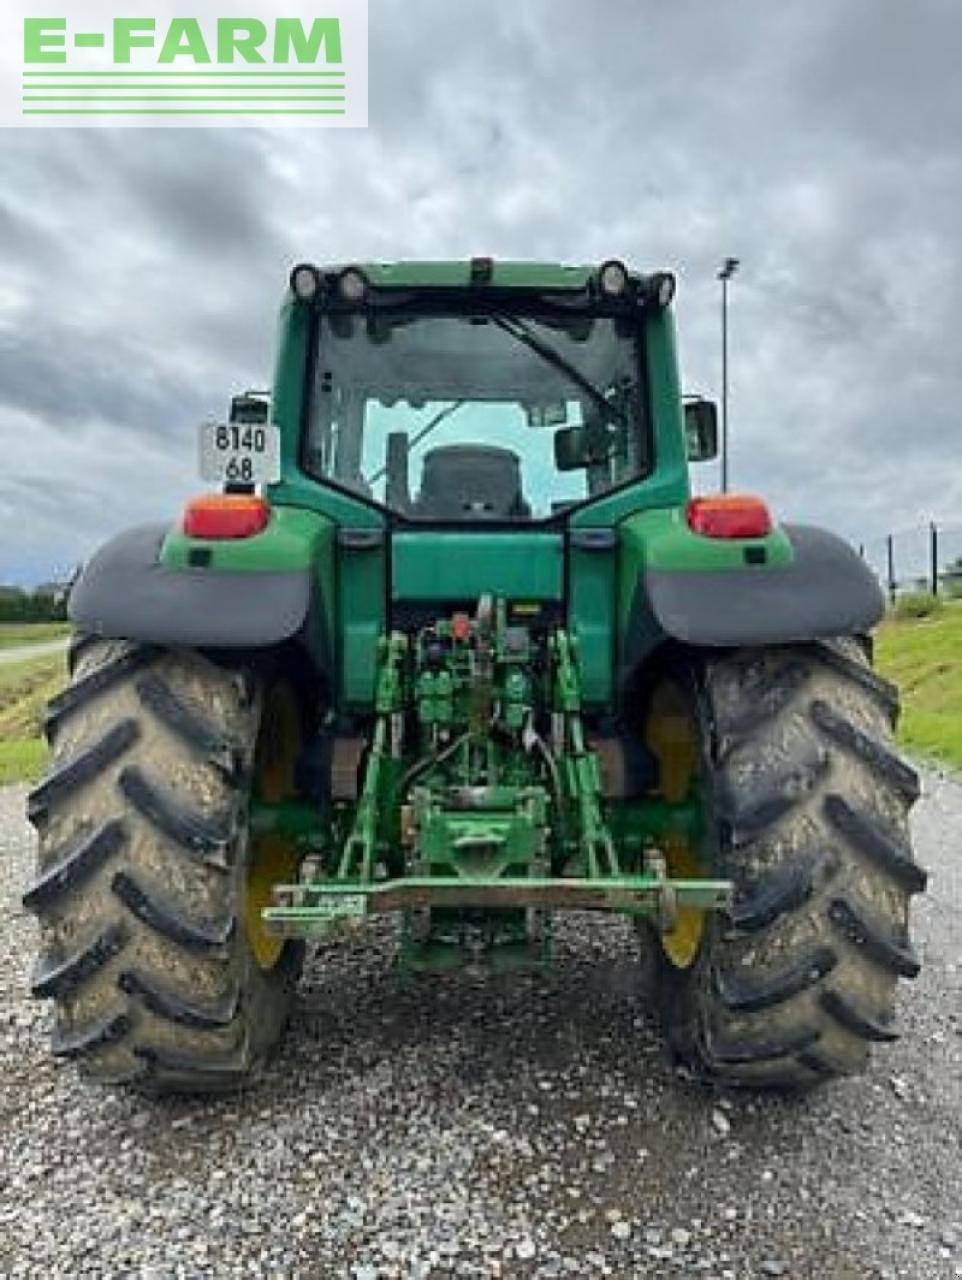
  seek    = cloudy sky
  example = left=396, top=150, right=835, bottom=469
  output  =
left=1, top=0, right=960, bottom=585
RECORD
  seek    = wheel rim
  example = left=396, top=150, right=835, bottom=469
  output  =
left=644, top=680, right=707, bottom=969
left=246, top=682, right=303, bottom=970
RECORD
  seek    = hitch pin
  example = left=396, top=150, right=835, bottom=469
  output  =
left=643, top=847, right=678, bottom=934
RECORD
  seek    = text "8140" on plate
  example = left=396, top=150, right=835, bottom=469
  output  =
left=199, top=421, right=282, bottom=485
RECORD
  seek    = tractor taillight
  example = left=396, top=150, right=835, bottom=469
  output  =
left=686, top=494, right=772, bottom=539
left=182, top=494, right=270, bottom=540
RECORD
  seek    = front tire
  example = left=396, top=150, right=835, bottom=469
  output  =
left=24, top=638, right=304, bottom=1093
left=655, top=639, right=926, bottom=1088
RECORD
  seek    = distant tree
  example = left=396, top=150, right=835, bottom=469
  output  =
left=0, top=583, right=69, bottom=623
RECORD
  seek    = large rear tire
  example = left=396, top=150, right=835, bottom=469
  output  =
left=24, top=637, right=305, bottom=1094
left=652, top=638, right=926, bottom=1088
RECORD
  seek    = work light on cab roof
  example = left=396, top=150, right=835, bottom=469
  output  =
left=597, top=259, right=630, bottom=297
left=290, top=262, right=321, bottom=302
left=337, top=265, right=368, bottom=303
left=32, top=253, right=923, bottom=1099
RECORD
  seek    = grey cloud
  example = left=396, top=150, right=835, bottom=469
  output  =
left=0, top=321, right=201, bottom=433
left=86, top=129, right=279, bottom=258
left=0, top=200, right=57, bottom=261
left=796, top=0, right=962, bottom=155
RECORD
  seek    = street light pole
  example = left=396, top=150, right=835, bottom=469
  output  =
left=717, top=256, right=739, bottom=493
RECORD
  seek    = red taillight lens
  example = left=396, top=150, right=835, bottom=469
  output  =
left=686, top=494, right=772, bottom=539
left=182, top=494, right=270, bottom=540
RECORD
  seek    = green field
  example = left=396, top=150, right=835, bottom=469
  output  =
left=0, top=621, right=70, bottom=650
left=0, top=651, right=66, bottom=785
left=0, top=608, right=958, bottom=785
left=876, top=599, right=962, bottom=771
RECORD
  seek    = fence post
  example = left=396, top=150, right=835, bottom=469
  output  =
left=886, top=534, right=896, bottom=604
left=930, top=522, right=939, bottom=596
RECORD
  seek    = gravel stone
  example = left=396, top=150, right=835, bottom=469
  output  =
left=711, top=1108, right=732, bottom=1137
left=0, top=767, right=960, bottom=1277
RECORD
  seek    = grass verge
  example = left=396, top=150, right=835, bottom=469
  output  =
left=0, top=622, right=70, bottom=650
left=876, top=600, right=962, bottom=771
left=0, top=652, right=66, bottom=785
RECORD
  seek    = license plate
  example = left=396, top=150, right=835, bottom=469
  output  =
left=198, top=421, right=281, bottom=485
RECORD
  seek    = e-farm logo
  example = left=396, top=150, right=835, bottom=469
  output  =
left=2, top=2, right=367, bottom=127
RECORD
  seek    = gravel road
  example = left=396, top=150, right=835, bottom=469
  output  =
left=1, top=769, right=959, bottom=1280
left=0, top=638, right=69, bottom=666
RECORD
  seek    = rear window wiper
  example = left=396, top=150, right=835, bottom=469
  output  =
left=490, top=315, right=629, bottom=428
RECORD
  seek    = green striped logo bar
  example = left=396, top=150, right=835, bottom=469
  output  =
left=6, top=4, right=368, bottom=127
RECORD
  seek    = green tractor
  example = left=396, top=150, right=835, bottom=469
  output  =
left=26, top=258, right=925, bottom=1093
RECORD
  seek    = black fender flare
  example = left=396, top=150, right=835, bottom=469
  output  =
left=69, top=524, right=314, bottom=649
left=625, top=524, right=884, bottom=670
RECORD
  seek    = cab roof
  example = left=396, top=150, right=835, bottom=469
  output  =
left=284, top=258, right=676, bottom=313
left=350, top=260, right=600, bottom=289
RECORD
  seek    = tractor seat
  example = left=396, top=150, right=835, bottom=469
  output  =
left=411, top=445, right=530, bottom=520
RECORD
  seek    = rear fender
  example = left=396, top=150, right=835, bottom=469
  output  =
left=69, top=508, right=335, bottom=660
left=619, top=513, right=884, bottom=683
